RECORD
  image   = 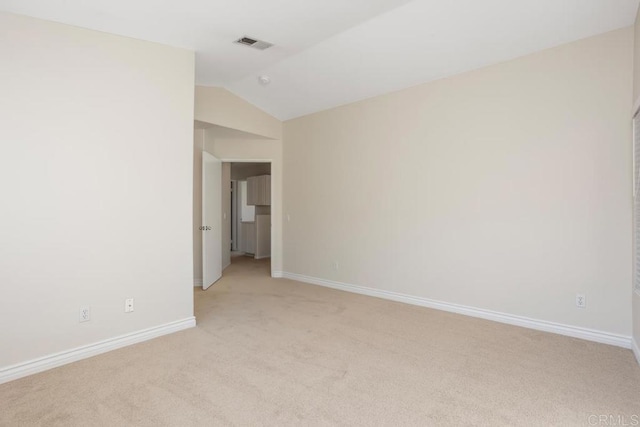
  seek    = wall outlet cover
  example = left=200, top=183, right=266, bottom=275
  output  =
left=79, top=306, right=91, bottom=322
left=125, top=298, right=134, bottom=313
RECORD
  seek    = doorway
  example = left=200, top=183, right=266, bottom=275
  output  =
left=193, top=124, right=281, bottom=288
left=222, top=161, right=272, bottom=277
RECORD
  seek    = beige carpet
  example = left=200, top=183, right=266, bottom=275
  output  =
left=2, top=255, right=639, bottom=426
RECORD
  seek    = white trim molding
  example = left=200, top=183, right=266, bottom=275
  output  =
left=271, top=270, right=283, bottom=278
left=194, top=279, right=203, bottom=287
left=633, top=338, right=640, bottom=366
left=0, top=317, right=196, bottom=385
left=281, top=272, right=632, bottom=349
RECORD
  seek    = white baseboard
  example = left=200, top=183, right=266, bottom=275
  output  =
left=281, top=272, right=632, bottom=349
left=0, top=317, right=196, bottom=385
left=633, top=338, right=640, bottom=366
left=271, top=270, right=283, bottom=278
left=194, top=279, right=203, bottom=287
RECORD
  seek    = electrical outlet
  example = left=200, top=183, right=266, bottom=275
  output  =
left=576, top=294, right=586, bottom=308
left=79, top=306, right=90, bottom=323
left=125, top=298, right=134, bottom=313
left=333, top=261, right=339, bottom=270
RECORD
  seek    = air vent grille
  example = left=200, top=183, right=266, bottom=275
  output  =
left=234, top=36, right=273, bottom=50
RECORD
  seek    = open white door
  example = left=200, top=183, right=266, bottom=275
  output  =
left=202, top=151, right=222, bottom=290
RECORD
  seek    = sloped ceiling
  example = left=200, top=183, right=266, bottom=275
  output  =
left=1, top=0, right=638, bottom=120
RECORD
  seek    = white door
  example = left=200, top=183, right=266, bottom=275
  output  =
left=202, top=151, right=222, bottom=290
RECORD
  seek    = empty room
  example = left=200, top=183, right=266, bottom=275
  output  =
left=2, top=0, right=640, bottom=425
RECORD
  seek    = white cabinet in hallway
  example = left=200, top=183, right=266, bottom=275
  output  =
left=255, top=215, right=271, bottom=259
left=247, top=175, right=271, bottom=206
left=240, top=215, right=270, bottom=259
left=241, top=221, right=256, bottom=255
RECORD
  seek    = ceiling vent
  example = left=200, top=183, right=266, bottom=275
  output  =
left=234, top=36, right=273, bottom=50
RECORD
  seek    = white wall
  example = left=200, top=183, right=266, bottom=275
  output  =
left=0, top=13, right=195, bottom=369
left=283, top=28, right=633, bottom=338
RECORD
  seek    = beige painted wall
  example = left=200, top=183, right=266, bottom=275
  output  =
left=284, top=28, right=633, bottom=336
left=0, top=13, right=195, bottom=368
left=195, top=87, right=282, bottom=140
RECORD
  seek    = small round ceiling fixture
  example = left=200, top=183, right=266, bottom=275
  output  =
left=258, top=75, right=271, bottom=86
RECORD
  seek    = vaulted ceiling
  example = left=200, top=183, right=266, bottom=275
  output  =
left=1, top=0, right=638, bottom=120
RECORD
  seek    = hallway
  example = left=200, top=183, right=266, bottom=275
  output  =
left=224, top=253, right=271, bottom=278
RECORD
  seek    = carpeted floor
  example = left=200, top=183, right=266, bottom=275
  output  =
left=1, top=255, right=640, bottom=426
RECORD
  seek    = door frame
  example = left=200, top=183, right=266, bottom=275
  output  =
left=222, top=159, right=273, bottom=274
left=231, top=179, right=239, bottom=252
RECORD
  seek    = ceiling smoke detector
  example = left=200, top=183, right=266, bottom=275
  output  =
left=258, top=75, right=271, bottom=86
left=234, top=36, right=273, bottom=50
